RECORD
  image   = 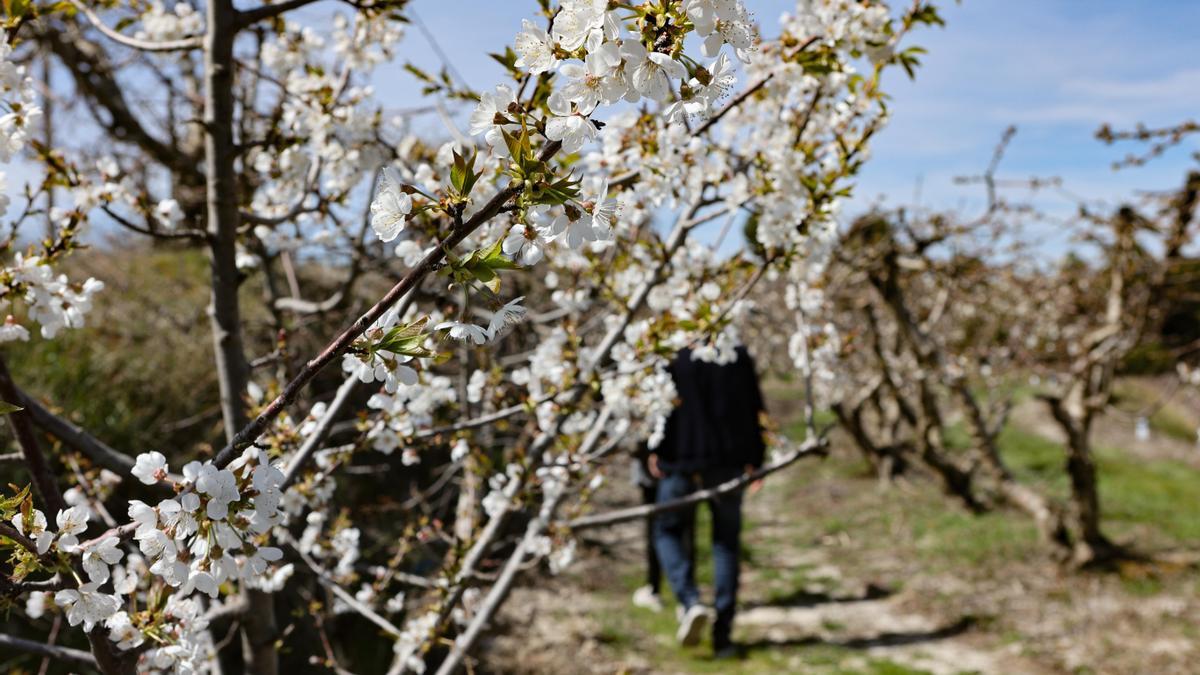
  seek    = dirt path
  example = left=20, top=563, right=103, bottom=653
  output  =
left=481, top=389, right=1200, bottom=674
left=485, top=461, right=1050, bottom=674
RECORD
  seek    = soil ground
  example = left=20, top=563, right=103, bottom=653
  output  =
left=481, top=378, right=1200, bottom=674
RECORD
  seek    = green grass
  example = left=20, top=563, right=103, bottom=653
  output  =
left=998, top=426, right=1200, bottom=545
left=908, top=506, right=1040, bottom=568
left=1112, top=380, right=1198, bottom=443
left=1096, top=449, right=1200, bottom=543
left=1148, top=406, right=1198, bottom=443
left=780, top=409, right=838, bottom=442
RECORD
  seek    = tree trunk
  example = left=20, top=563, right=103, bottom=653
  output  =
left=1063, top=421, right=1114, bottom=564
left=203, top=3, right=278, bottom=672
left=831, top=401, right=905, bottom=482
left=1045, top=397, right=1116, bottom=565
left=205, top=0, right=249, bottom=440
left=955, top=386, right=1072, bottom=551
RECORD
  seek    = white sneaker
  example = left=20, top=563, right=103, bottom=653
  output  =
left=632, top=585, right=664, bottom=612
left=675, top=604, right=711, bottom=646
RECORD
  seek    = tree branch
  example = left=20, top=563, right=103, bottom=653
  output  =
left=0, top=633, right=97, bottom=668
left=0, top=355, right=66, bottom=515
left=565, top=438, right=827, bottom=531
left=236, top=0, right=327, bottom=28
left=68, top=0, right=202, bottom=52
left=13, top=386, right=136, bottom=475
left=212, top=141, right=563, bottom=468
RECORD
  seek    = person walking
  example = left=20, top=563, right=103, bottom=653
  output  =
left=648, top=344, right=767, bottom=658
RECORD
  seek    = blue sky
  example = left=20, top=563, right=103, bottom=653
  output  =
left=19, top=1, right=1198, bottom=255
left=382, top=0, right=1200, bottom=246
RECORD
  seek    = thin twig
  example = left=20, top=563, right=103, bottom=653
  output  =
left=68, top=0, right=202, bottom=52
left=0, top=632, right=97, bottom=667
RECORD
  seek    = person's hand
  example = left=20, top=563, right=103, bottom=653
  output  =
left=648, top=454, right=664, bottom=479
left=745, top=464, right=764, bottom=495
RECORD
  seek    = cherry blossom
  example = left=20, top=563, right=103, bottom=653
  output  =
left=370, top=167, right=413, bottom=242
left=513, top=19, right=557, bottom=74
left=131, top=451, right=169, bottom=485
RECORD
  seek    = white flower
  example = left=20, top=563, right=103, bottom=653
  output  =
left=688, top=0, right=757, bottom=61
left=482, top=489, right=509, bottom=518
left=549, top=539, right=577, bottom=574
left=467, top=369, right=487, bottom=404
left=502, top=224, right=546, bottom=265
left=469, top=84, right=517, bottom=136
left=106, top=611, right=144, bottom=650
left=253, top=461, right=284, bottom=493
left=451, top=438, right=470, bottom=462
left=137, top=527, right=176, bottom=561
left=529, top=205, right=569, bottom=240
left=370, top=167, right=412, bottom=242
left=0, top=315, right=29, bottom=342
left=686, top=52, right=736, bottom=117
left=127, top=500, right=157, bottom=535
left=54, top=506, right=89, bottom=552
left=244, top=545, right=284, bottom=578
left=544, top=91, right=597, bottom=154
left=81, top=536, right=123, bottom=584
left=158, top=496, right=199, bottom=537
left=25, top=591, right=49, bottom=619
left=212, top=521, right=243, bottom=551
left=582, top=178, right=618, bottom=240
left=552, top=0, right=605, bottom=51
left=55, top=583, right=120, bottom=631
left=436, top=321, right=489, bottom=345
left=150, top=556, right=190, bottom=587
left=560, top=213, right=596, bottom=250
left=487, top=296, right=527, bottom=340
left=155, top=198, right=184, bottom=228
left=192, top=464, right=240, bottom=520
left=190, top=570, right=220, bottom=598
left=212, top=553, right=239, bottom=583
left=513, top=19, right=557, bottom=74
left=558, top=49, right=623, bottom=114
left=11, top=508, right=53, bottom=554
left=622, top=41, right=686, bottom=102
left=131, top=451, right=168, bottom=485
left=395, top=239, right=427, bottom=266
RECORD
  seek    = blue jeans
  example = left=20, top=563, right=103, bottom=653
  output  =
left=653, top=467, right=743, bottom=647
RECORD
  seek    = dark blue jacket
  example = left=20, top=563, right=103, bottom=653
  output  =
left=654, top=346, right=766, bottom=473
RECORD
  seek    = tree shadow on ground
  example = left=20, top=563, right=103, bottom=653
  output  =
left=743, top=581, right=894, bottom=609
left=739, top=615, right=976, bottom=652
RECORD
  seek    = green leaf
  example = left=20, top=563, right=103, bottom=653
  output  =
left=372, top=318, right=437, bottom=358
left=450, top=150, right=467, bottom=193
left=489, top=47, right=520, bottom=75
left=910, top=4, right=945, bottom=27
left=450, top=150, right=480, bottom=197
left=471, top=265, right=501, bottom=294
left=402, top=63, right=436, bottom=84
left=0, top=484, right=30, bottom=518
left=2, top=0, right=30, bottom=21
left=0, top=401, right=22, bottom=415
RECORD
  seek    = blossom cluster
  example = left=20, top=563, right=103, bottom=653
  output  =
left=0, top=34, right=106, bottom=343
left=13, top=449, right=290, bottom=672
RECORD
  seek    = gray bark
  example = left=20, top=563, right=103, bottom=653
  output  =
left=202, top=3, right=277, bottom=672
